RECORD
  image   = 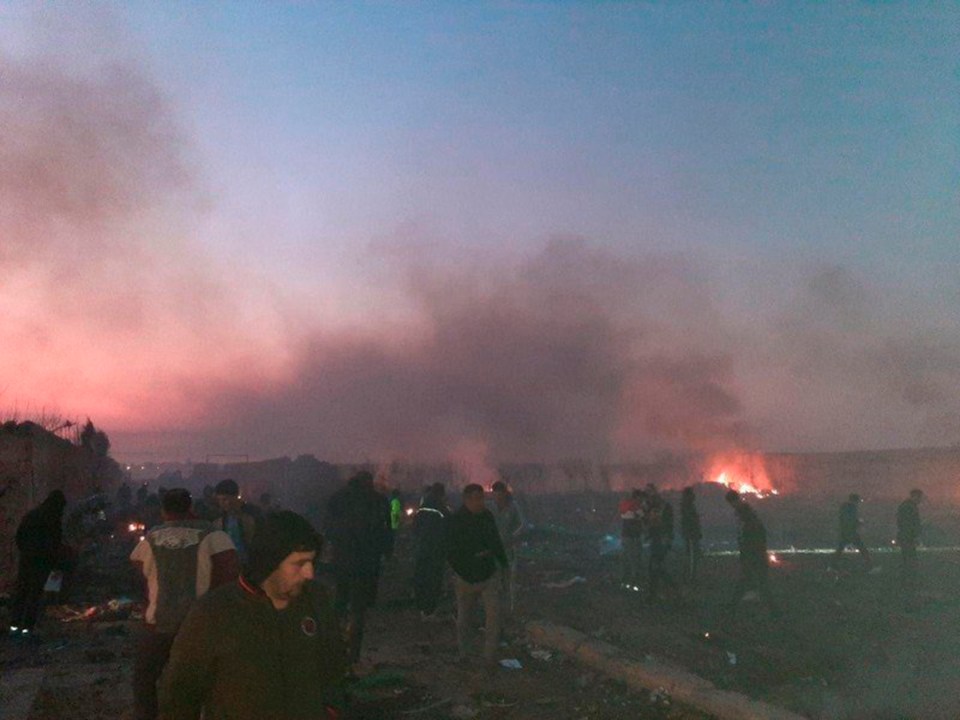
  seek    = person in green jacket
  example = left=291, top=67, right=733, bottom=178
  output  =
left=158, top=511, right=345, bottom=720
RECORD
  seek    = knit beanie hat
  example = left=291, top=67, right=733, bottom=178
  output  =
left=245, top=510, right=322, bottom=584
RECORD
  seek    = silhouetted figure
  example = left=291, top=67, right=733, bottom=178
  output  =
left=619, top=489, right=646, bottom=591
left=324, top=471, right=393, bottom=664
left=897, top=488, right=923, bottom=603
left=9, top=490, right=67, bottom=636
left=136, top=482, right=149, bottom=507
left=645, top=491, right=677, bottom=602
left=413, top=483, right=449, bottom=618
left=725, top=490, right=778, bottom=617
left=680, top=486, right=702, bottom=583
left=116, top=481, right=133, bottom=511
left=490, top=479, right=526, bottom=615
left=832, top=493, right=871, bottom=570
left=212, top=479, right=260, bottom=565
left=130, top=489, right=237, bottom=720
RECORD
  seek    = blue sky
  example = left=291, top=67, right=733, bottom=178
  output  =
left=1, top=2, right=958, bottom=460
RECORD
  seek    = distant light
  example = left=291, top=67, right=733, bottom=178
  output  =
left=405, top=508, right=415, bottom=516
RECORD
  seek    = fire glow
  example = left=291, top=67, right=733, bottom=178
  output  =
left=707, top=453, right=780, bottom=498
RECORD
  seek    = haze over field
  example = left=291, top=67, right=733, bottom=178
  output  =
left=1, top=3, right=958, bottom=463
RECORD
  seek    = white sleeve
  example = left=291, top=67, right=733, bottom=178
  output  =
left=203, top=530, right=236, bottom=556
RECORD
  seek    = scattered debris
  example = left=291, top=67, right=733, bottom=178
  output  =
left=499, top=658, right=523, bottom=670
left=529, top=649, right=553, bottom=661
left=543, top=576, right=587, bottom=589
left=449, top=704, right=479, bottom=719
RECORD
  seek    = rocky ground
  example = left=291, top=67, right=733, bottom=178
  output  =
left=3, top=519, right=960, bottom=719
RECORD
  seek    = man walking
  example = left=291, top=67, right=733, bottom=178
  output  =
left=324, top=471, right=393, bottom=664
left=413, top=483, right=450, bottom=619
left=896, top=488, right=923, bottom=604
left=725, top=490, right=778, bottom=617
left=832, top=493, right=872, bottom=571
left=448, top=484, right=508, bottom=666
left=158, top=511, right=345, bottom=719
left=130, top=488, right=237, bottom=720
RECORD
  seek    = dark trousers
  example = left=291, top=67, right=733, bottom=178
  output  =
left=413, top=554, right=445, bottom=615
left=133, top=627, right=176, bottom=720
left=10, top=559, right=51, bottom=631
left=683, top=537, right=701, bottom=582
left=731, top=555, right=778, bottom=615
left=900, top=543, right=918, bottom=594
left=648, top=541, right=676, bottom=600
left=834, top=534, right=872, bottom=567
left=334, top=568, right=380, bottom=664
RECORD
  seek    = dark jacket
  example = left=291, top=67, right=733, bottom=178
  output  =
left=447, top=506, right=507, bottom=583
left=16, top=493, right=66, bottom=566
left=325, top=483, right=393, bottom=574
left=896, top=499, right=921, bottom=545
left=158, top=577, right=345, bottom=720
left=735, top=503, right=767, bottom=562
left=680, top=498, right=702, bottom=541
left=839, top=501, right=860, bottom=540
left=414, top=501, right=448, bottom=562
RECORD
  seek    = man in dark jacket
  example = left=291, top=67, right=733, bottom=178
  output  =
left=9, top=490, right=67, bottom=637
left=897, top=488, right=923, bottom=601
left=158, top=511, right=345, bottom=720
left=448, top=483, right=508, bottom=664
left=413, top=482, right=449, bottom=619
left=725, top=490, right=778, bottom=617
left=324, top=471, right=393, bottom=664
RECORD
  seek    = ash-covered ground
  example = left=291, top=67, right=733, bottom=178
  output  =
left=4, top=489, right=960, bottom=720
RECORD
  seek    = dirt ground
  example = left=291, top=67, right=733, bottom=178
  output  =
left=4, top=519, right=960, bottom=720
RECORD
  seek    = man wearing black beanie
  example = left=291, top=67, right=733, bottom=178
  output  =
left=158, top=511, right=346, bottom=719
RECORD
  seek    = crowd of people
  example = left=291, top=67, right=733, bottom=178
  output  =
left=5, top=475, right=928, bottom=719
left=616, top=484, right=927, bottom=619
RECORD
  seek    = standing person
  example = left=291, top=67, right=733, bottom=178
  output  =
left=324, top=471, right=393, bottom=665
left=158, top=511, right=345, bottom=720
left=832, top=493, right=872, bottom=570
left=618, top=489, right=645, bottom=592
left=645, top=491, right=677, bottom=603
left=212, top=479, right=259, bottom=566
left=413, top=483, right=449, bottom=619
left=8, top=490, right=68, bottom=637
left=896, top=489, right=923, bottom=602
left=725, top=490, right=779, bottom=617
left=129, top=489, right=237, bottom=720
left=448, top=484, right=508, bottom=666
left=490, top=480, right=526, bottom=615
left=680, top=486, right=702, bottom=583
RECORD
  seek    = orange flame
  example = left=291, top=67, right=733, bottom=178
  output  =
left=707, top=452, right=779, bottom=498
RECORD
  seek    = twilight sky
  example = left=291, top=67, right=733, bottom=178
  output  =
left=1, top=2, right=958, bottom=463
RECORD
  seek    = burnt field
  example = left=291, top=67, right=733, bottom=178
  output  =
left=4, top=488, right=960, bottom=720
